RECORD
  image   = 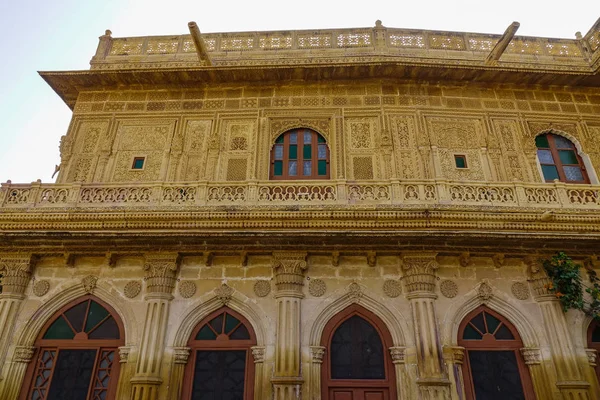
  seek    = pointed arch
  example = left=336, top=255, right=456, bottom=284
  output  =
left=307, top=288, right=410, bottom=347
left=441, top=288, right=542, bottom=348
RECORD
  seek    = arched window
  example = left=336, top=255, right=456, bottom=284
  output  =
left=458, top=306, right=535, bottom=400
left=270, top=128, right=330, bottom=180
left=21, top=296, right=124, bottom=400
left=321, top=304, right=396, bottom=399
left=182, top=308, right=256, bottom=400
left=588, top=320, right=600, bottom=382
left=536, top=133, right=589, bottom=183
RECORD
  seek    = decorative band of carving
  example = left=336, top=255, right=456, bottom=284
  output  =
left=310, top=346, right=326, bottom=363
left=520, top=347, right=542, bottom=365
left=0, top=253, right=35, bottom=294
left=401, top=253, right=438, bottom=294
left=389, top=346, right=406, bottom=364
left=13, top=346, right=35, bottom=363
left=143, top=253, right=181, bottom=294
left=251, top=346, right=266, bottom=363
left=173, top=347, right=191, bottom=364
left=272, top=252, right=307, bottom=291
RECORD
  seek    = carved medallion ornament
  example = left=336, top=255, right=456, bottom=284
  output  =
left=215, top=283, right=234, bottom=305
left=511, top=282, right=530, bottom=300
left=32, top=280, right=50, bottom=297
left=308, top=279, right=327, bottom=297
left=440, top=280, right=458, bottom=298
left=383, top=280, right=402, bottom=298
left=253, top=280, right=271, bottom=297
left=82, top=275, right=98, bottom=294
left=178, top=281, right=197, bottom=298
left=123, top=281, right=142, bottom=298
left=477, top=282, right=493, bottom=301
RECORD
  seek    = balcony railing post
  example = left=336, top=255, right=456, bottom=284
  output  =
left=436, top=179, right=451, bottom=204
left=337, top=181, right=347, bottom=204
left=0, top=182, right=9, bottom=207
left=554, top=180, right=570, bottom=207
left=30, top=180, right=42, bottom=207
left=247, top=181, right=257, bottom=203
left=390, top=180, right=402, bottom=205
left=196, top=182, right=207, bottom=206
left=70, top=183, right=82, bottom=206
left=513, top=180, right=528, bottom=207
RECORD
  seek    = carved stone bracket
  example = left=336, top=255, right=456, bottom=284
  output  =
left=215, top=283, right=234, bottom=305
left=143, top=252, right=181, bottom=294
left=240, top=251, right=248, bottom=267
left=64, top=253, right=76, bottom=268
left=524, top=256, right=553, bottom=299
left=203, top=251, right=213, bottom=267
left=459, top=252, right=471, bottom=267
left=119, top=346, right=132, bottom=363
left=492, top=253, right=505, bottom=268
left=105, top=252, right=119, bottom=268
left=0, top=253, right=36, bottom=295
left=251, top=346, right=266, bottom=363
left=173, top=347, right=191, bottom=364
left=331, top=251, right=340, bottom=267
left=401, top=253, right=438, bottom=296
left=585, top=348, right=598, bottom=367
left=520, top=347, right=542, bottom=365
left=389, top=346, right=406, bottom=364
left=310, top=346, right=326, bottom=364
left=272, top=252, right=308, bottom=293
left=13, top=346, right=35, bottom=363
left=366, top=251, right=377, bottom=267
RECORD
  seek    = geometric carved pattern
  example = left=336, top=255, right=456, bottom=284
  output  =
left=226, top=158, right=248, bottom=181
left=353, top=156, right=374, bottom=179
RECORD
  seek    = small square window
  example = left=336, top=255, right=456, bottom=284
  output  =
left=132, top=157, right=145, bottom=170
left=454, top=155, right=467, bottom=169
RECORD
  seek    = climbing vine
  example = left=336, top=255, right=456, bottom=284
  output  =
left=542, top=252, right=600, bottom=321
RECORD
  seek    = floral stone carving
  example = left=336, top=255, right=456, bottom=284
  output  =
left=253, top=280, right=271, bottom=297
left=32, top=280, right=50, bottom=297
left=215, top=283, right=234, bottom=305
left=440, top=280, right=458, bottom=298
left=308, top=279, right=327, bottom=297
left=123, top=281, right=142, bottom=298
left=347, top=282, right=363, bottom=299
left=383, top=280, right=401, bottom=298
left=179, top=281, right=197, bottom=298
left=82, top=275, right=98, bottom=294
left=511, top=282, right=530, bottom=300
left=477, top=282, right=493, bottom=301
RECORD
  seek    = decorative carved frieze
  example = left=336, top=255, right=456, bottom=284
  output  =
left=32, top=280, right=50, bottom=297
left=251, top=346, right=266, bottom=363
left=143, top=253, right=181, bottom=294
left=214, top=283, right=234, bottom=305
left=401, top=253, right=438, bottom=295
left=13, top=346, right=35, bottom=363
left=173, top=347, right=191, bottom=364
left=124, top=281, right=142, bottom=298
left=439, top=280, right=458, bottom=298
left=0, top=253, right=36, bottom=294
left=310, top=346, right=326, bottom=364
left=389, top=346, right=406, bottom=364
left=520, top=347, right=542, bottom=365
left=82, top=275, right=98, bottom=294
left=271, top=252, right=308, bottom=292
left=308, top=279, right=327, bottom=297
left=178, top=281, right=197, bottom=298
left=253, top=280, right=271, bottom=297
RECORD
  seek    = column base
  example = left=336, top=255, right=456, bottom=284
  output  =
left=417, top=378, right=451, bottom=400
left=556, top=380, right=591, bottom=398
left=130, top=376, right=163, bottom=400
left=271, top=377, right=304, bottom=400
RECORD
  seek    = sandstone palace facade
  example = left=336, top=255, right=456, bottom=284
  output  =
left=1, top=18, right=600, bottom=400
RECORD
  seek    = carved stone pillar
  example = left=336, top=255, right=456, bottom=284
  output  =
left=309, top=346, right=325, bottom=400
left=584, top=348, right=600, bottom=398
left=166, top=347, right=191, bottom=400
left=402, top=253, right=451, bottom=400
left=0, top=254, right=35, bottom=379
left=271, top=252, right=307, bottom=400
left=0, top=345, right=35, bottom=398
left=525, top=257, right=592, bottom=398
left=252, top=346, right=266, bottom=400
left=130, top=253, right=180, bottom=400
left=442, top=346, right=465, bottom=400
left=520, top=347, right=556, bottom=399
left=389, top=346, right=412, bottom=400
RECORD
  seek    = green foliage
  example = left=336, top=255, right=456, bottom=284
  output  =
left=542, top=252, right=600, bottom=320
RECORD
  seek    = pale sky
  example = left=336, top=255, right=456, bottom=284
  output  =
left=0, top=0, right=598, bottom=184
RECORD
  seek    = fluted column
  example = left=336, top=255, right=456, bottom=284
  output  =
left=0, top=254, right=34, bottom=379
left=0, top=346, right=35, bottom=398
left=252, top=346, right=266, bottom=400
left=402, top=253, right=451, bottom=400
left=271, top=252, right=307, bottom=400
left=166, top=347, right=191, bottom=400
left=520, top=347, right=556, bottom=399
left=526, top=257, right=592, bottom=399
left=442, top=346, right=465, bottom=400
left=130, top=253, right=180, bottom=400
left=309, top=346, right=325, bottom=400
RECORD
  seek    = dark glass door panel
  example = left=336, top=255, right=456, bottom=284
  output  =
left=468, top=350, right=525, bottom=400
left=192, top=350, right=246, bottom=400
left=47, top=349, right=97, bottom=400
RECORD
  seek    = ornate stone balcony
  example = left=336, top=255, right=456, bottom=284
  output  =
left=1, top=179, right=598, bottom=210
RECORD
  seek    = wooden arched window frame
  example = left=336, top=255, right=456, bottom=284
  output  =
left=535, top=133, right=590, bottom=183
left=20, top=295, right=124, bottom=400
left=182, top=307, right=257, bottom=400
left=270, top=128, right=330, bottom=180
left=458, top=306, right=535, bottom=400
left=587, top=320, right=600, bottom=382
left=320, top=304, right=397, bottom=399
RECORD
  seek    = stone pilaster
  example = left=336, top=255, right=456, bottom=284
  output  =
left=402, top=253, right=451, bottom=400
left=0, top=345, right=35, bottom=399
left=442, top=346, right=465, bottom=400
left=520, top=347, right=555, bottom=399
left=252, top=346, right=267, bottom=400
left=309, top=346, right=326, bottom=400
left=525, top=257, right=592, bottom=399
left=271, top=251, right=307, bottom=400
left=130, top=253, right=180, bottom=400
left=0, top=254, right=35, bottom=380
left=166, top=347, right=191, bottom=400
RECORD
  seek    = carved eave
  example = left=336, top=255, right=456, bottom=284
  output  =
left=40, top=60, right=600, bottom=110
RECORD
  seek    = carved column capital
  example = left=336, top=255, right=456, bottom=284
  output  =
left=585, top=348, right=597, bottom=367
left=173, top=347, right=191, bottom=364
left=143, top=253, right=181, bottom=294
left=310, top=346, right=326, bottom=364
left=13, top=346, right=35, bottom=363
left=271, top=252, right=308, bottom=293
left=443, top=346, right=465, bottom=365
left=0, top=253, right=36, bottom=295
left=119, top=346, right=132, bottom=363
left=389, top=346, right=406, bottom=364
left=251, top=346, right=266, bottom=363
left=520, top=347, right=542, bottom=365
left=401, top=252, right=439, bottom=296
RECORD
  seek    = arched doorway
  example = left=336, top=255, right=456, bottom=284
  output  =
left=587, top=320, right=600, bottom=381
left=20, top=295, right=124, bottom=400
left=458, top=306, right=535, bottom=400
left=181, top=307, right=256, bottom=400
left=321, top=304, right=397, bottom=400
